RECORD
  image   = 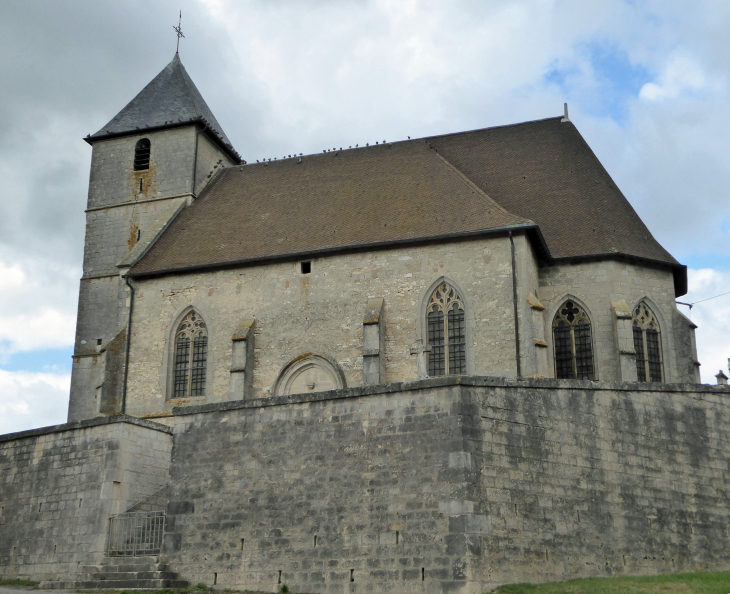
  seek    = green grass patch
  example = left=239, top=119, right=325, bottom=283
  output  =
left=0, top=579, right=40, bottom=588
left=490, top=570, right=730, bottom=594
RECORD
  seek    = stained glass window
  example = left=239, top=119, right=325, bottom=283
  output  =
left=426, top=282, right=466, bottom=376
left=632, top=302, right=663, bottom=382
left=552, top=300, right=594, bottom=380
left=173, top=310, right=208, bottom=398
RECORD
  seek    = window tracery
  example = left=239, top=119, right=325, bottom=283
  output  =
left=134, top=138, right=151, bottom=171
left=426, top=282, right=466, bottom=376
left=552, top=300, right=594, bottom=380
left=632, top=301, right=663, bottom=382
left=173, top=310, right=208, bottom=398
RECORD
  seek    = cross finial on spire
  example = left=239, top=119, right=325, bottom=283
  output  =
left=173, top=11, right=185, bottom=53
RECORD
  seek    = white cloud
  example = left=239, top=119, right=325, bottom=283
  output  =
left=640, top=54, right=711, bottom=101
left=0, top=254, right=78, bottom=358
left=0, top=370, right=69, bottom=434
left=0, top=308, right=76, bottom=355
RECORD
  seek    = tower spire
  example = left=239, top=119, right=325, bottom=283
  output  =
left=173, top=11, right=185, bottom=53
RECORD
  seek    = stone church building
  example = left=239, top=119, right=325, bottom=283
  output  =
left=2, top=54, right=728, bottom=594
left=69, top=53, right=699, bottom=420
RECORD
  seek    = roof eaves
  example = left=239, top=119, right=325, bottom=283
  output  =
left=551, top=253, right=687, bottom=297
left=128, top=222, right=545, bottom=279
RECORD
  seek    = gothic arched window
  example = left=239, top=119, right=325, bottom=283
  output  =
left=633, top=301, right=663, bottom=382
left=426, top=282, right=466, bottom=376
left=134, top=138, right=151, bottom=171
left=553, top=300, right=594, bottom=380
left=173, top=310, right=208, bottom=398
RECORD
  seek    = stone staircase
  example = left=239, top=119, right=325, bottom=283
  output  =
left=41, top=556, right=189, bottom=590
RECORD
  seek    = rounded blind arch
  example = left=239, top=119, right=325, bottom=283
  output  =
left=426, top=281, right=466, bottom=376
left=552, top=299, right=595, bottom=380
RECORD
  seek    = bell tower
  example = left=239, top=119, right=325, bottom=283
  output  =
left=68, top=53, right=241, bottom=422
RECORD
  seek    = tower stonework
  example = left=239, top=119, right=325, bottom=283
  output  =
left=68, top=54, right=240, bottom=421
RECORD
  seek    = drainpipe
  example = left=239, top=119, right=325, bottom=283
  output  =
left=509, top=232, right=522, bottom=377
left=191, top=127, right=200, bottom=198
left=122, top=276, right=136, bottom=414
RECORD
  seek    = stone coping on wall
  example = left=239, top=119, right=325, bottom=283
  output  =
left=0, top=413, right=173, bottom=443
left=171, top=375, right=730, bottom=417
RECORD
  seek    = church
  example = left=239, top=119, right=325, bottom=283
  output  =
left=2, top=53, right=728, bottom=594
left=67, top=53, right=699, bottom=422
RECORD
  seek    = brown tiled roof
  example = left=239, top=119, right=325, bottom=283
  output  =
left=130, top=116, right=686, bottom=295
left=428, top=117, right=679, bottom=266
left=129, top=140, right=535, bottom=276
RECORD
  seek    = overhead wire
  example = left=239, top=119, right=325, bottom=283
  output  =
left=676, top=289, right=730, bottom=317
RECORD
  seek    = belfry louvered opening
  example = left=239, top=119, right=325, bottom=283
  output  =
left=134, top=138, right=151, bottom=171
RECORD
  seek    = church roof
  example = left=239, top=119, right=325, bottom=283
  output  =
left=87, top=54, right=237, bottom=157
left=129, top=115, right=686, bottom=295
left=427, top=117, right=686, bottom=295
left=128, top=140, right=538, bottom=276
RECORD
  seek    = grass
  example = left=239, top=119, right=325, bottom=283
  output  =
left=0, top=579, right=40, bottom=588
left=5, top=572, right=730, bottom=594
left=490, top=570, right=730, bottom=594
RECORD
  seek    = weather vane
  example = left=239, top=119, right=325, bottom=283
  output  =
left=173, top=11, right=185, bottom=53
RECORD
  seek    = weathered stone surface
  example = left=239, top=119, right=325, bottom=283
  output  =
left=157, top=378, right=730, bottom=593
left=69, top=126, right=234, bottom=421
left=0, top=417, right=172, bottom=584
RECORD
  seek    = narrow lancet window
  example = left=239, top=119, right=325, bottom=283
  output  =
left=426, top=282, right=466, bottom=376
left=134, top=138, right=151, bottom=171
left=633, top=302, right=663, bottom=382
left=173, top=310, right=208, bottom=397
left=553, top=300, right=594, bottom=380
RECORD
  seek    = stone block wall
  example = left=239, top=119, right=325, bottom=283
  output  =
left=194, top=133, right=234, bottom=195
left=0, top=417, right=172, bottom=583
left=87, top=127, right=196, bottom=210
left=160, top=378, right=730, bottom=594
left=163, top=382, right=478, bottom=593
left=83, top=197, right=188, bottom=278
left=470, top=379, right=730, bottom=586
left=125, top=236, right=520, bottom=415
left=70, top=125, right=235, bottom=421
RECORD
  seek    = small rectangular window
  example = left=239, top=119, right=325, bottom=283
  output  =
left=301, top=261, right=311, bottom=274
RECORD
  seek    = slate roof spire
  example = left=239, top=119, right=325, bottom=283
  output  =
left=88, top=54, right=236, bottom=156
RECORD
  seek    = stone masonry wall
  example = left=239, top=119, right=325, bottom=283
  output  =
left=70, top=125, right=233, bottom=421
left=0, top=417, right=172, bottom=583
left=83, top=198, right=188, bottom=278
left=87, top=127, right=196, bottom=210
left=125, top=236, right=520, bottom=416
left=470, top=378, right=730, bottom=586
left=194, top=133, right=234, bottom=195
left=161, top=378, right=730, bottom=593
left=163, top=382, right=479, bottom=593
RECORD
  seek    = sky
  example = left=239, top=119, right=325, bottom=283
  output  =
left=0, top=0, right=728, bottom=434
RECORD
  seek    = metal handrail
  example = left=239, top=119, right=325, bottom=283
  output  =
left=107, top=510, right=166, bottom=556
